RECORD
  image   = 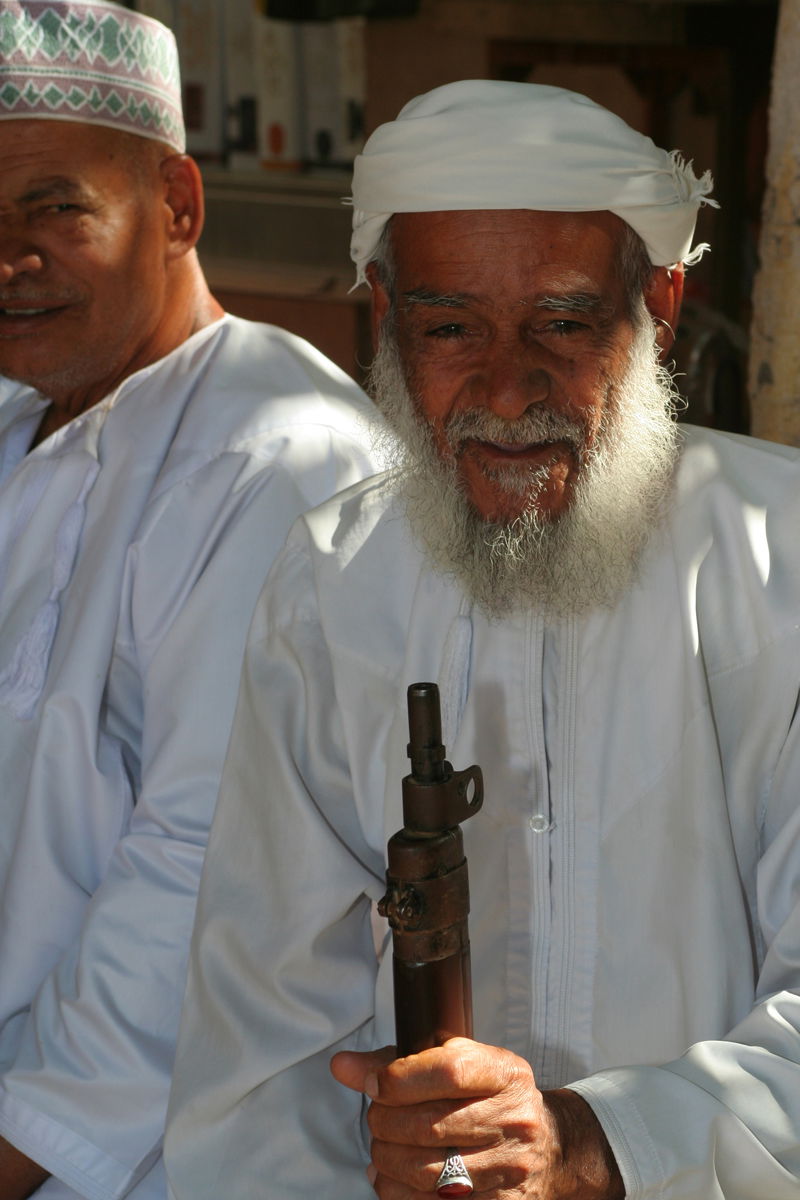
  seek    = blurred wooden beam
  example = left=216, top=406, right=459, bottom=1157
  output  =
left=748, top=0, right=800, bottom=444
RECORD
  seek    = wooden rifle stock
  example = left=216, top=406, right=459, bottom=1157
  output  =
left=378, top=682, right=484, bottom=1056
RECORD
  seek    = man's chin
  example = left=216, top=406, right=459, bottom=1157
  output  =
left=464, top=481, right=569, bottom=526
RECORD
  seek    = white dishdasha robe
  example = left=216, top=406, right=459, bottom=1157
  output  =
left=167, top=425, right=800, bottom=1200
left=0, top=314, right=383, bottom=1200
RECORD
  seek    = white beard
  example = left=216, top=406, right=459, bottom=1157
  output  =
left=369, top=312, right=683, bottom=619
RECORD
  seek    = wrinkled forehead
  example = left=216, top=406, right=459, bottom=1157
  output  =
left=0, top=113, right=147, bottom=159
left=384, top=209, right=632, bottom=294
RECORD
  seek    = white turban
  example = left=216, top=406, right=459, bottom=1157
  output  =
left=350, top=79, right=716, bottom=286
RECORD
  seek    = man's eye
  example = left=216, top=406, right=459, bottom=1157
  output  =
left=427, top=323, right=467, bottom=339
left=42, top=203, right=80, bottom=216
left=545, top=319, right=588, bottom=336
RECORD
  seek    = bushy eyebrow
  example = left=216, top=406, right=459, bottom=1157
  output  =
left=402, top=287, right=613, bottom=318
left=18, top=177, right=89, bottom=206
left=401, top=288, right=474, bottom=310
left=535, top=292, right=606, bottom=314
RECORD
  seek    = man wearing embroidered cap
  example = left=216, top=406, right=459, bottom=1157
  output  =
left=0, top=2, right=383, bottom=1197
left=167, top=80, right=800, bottom=1198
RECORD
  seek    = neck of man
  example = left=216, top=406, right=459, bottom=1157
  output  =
left=31, top=252, right=224, bottom=446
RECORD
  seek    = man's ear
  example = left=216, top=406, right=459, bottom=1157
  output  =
left=645, top=263, right=684, bottom=361
left=160, top=154, right=205, bottom=259
left=366, top=261, right=391, bottom=352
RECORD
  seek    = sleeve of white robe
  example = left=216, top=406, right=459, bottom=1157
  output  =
left=569, top=682, right=800, bottom=1200
left=0, top=427, right=380, bottom=1200
left=164, top=525, right=385, bottom=1200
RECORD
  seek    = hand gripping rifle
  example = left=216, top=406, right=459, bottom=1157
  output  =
left=378, top=682, right=484, bottom=1056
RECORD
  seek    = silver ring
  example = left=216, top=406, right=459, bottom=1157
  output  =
left=435, top=1147, right=473, bottom=1197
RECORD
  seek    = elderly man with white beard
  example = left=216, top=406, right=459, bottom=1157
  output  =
left=165, top=82, right=800, bottom=1200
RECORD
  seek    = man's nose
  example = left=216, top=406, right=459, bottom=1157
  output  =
left=0, top=236, right=45, bottom=284
left=470, top=354, right=552, bottom=418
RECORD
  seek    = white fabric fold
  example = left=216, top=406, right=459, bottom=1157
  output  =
left=0, top=458, right=100, bottom=719
left=439, top=601, right=473, bottom=750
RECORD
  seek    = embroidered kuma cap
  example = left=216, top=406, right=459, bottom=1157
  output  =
left=0, top=0, right=185, bottom=152
left=350, top=79, right=717, bottom=286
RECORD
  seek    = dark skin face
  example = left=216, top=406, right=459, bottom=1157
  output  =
left=0, top=119, right=222, bottom=437
left=369, top=209, right=682, bottom=523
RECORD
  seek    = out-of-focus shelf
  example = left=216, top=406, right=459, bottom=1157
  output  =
left=200, top=257, right=359, bottom=301
left=201, top=165, right=353, bottom=204
left=198, top=166, right=356, bottom=276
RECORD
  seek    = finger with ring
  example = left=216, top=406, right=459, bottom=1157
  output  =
left=435, top=1148, right=473, bottom=1197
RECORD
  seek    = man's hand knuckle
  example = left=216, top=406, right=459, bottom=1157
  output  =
left=504, top=1115, right=538, bottom=1146
left=501, top=1053, right=529, bottom=1090
left=366, top=1102, right=386, bottom=1137
left=427, top=1109, right=447, bottom=1142
left=442, top=1054, right=467, bottom=1092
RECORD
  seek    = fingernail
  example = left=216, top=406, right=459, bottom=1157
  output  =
left=366, top=1164, right=378, bottom=1186
left=365, top=1072, right=379, bottom=1100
